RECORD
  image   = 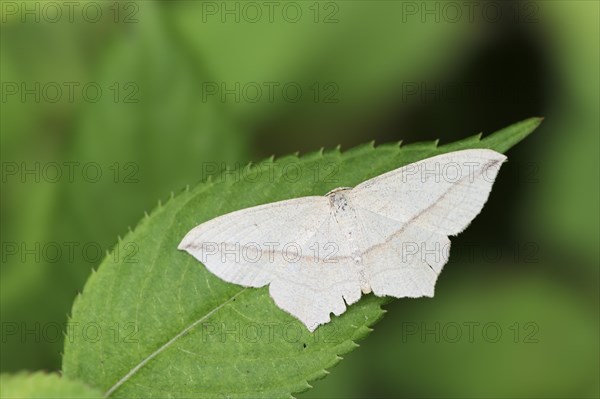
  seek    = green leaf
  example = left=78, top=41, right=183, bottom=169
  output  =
left=0, top=372, right=102, bottom=399
left=62, top=118, right=542, bottom=398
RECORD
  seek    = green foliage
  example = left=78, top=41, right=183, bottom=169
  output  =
left=2, top=0, right=597, bottom=396
left=0, top=372, right=102, bottom=399
left=62, top=118, right=541, bottom=398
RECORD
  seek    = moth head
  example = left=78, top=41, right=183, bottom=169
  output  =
left=325, top=186, right=352, bottom=196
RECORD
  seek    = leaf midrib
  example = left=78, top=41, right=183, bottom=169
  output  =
left=105, top=288, right=247, bottom=397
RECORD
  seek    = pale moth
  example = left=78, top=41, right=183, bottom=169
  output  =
left=179, top=149, right=506, bottom=331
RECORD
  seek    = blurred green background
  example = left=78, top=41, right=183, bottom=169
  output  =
left=1, top=0, right=598, bottom=397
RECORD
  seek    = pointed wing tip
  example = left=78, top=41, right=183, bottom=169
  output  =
left=176, top=236, right=190, bottom=251
left=490, top=150, right=508, bottom=164
left=485, top=148, right=508, bottom=162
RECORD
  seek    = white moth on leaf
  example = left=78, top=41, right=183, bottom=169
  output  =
left=178, top=149, right=506, bottom=331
